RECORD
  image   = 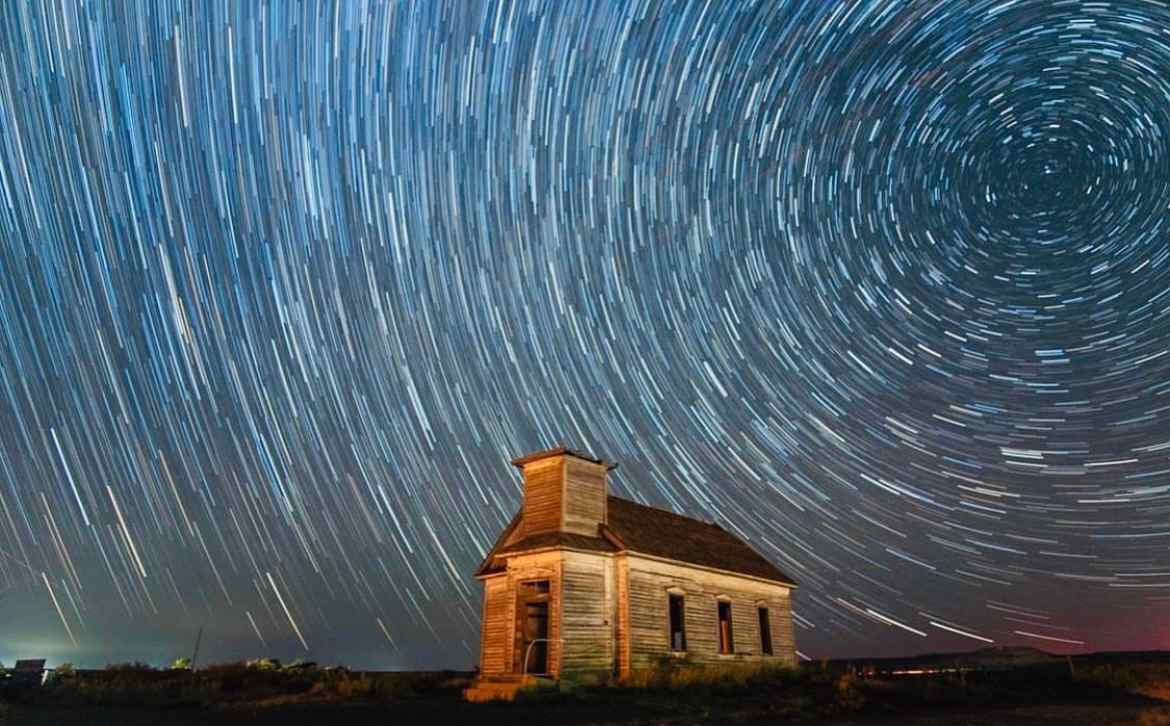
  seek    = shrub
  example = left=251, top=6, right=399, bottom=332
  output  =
left=834, top=672, right=865, bottom=711
left=105, top=661, right=155, bottom=672
left=330, top=674, right=374, bottom=699
left=245, top=657, right=281, bottom=671
left=284, top=657, right=317, bottom=670
left=623, top=658, right=796, bottom=691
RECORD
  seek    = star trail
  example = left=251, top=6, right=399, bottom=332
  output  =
left=2, top=0, right=1170, bottom=669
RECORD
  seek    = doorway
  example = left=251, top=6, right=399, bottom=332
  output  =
left=515, top=580, right=550, bottom=674
left=522, top=601, right=549, bottom=673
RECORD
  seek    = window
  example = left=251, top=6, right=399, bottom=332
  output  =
left=758, top=607, right=773, bottom=655
left=717, top=601, right=734, bottom=654
left=519, top=580, right=550, bottom=596
left=668, top=593, right=687, bottom=652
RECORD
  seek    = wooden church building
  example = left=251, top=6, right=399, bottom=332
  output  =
left=470, top=447, right=797, bottom=690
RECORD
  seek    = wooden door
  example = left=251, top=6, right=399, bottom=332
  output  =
left=522, top=601, right=549, bottom=674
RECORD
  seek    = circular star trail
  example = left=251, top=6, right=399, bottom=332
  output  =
left=2, top=0, right=1170, bottom=667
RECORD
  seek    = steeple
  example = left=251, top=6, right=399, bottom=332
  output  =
left=511, top=446, right=615, bottom=537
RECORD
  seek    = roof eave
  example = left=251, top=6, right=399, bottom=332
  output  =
left=621, top=549, right=798, bottom=589
left=510, top=446, right=618, bottom=470
left=479, top=543, right=620, bottom=566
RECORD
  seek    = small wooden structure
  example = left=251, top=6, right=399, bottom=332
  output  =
left=10, top=659, right=47, bottom=687
left=466, top=448, right=796, bottom=699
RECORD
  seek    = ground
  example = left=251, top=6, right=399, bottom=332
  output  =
left=3, top=655, right=1170, bottom=725
left=3, top=699, right=1170, bottom=725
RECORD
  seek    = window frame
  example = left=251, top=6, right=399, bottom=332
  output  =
left=758, top=605, right=773, bottom=655
left=517, top=578, right=551, bottom=602
left=667, top=591, right=687, bottom=653
left=716, top=599, right=734, bottom=655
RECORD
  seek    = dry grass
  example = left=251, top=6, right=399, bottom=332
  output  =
left=4, top=662, right=470, bottom=709
left=5, top=657, right=1170, bottom=725
left=621, top=659, right=790, bottom=689
left=1136, top=707, right=1170, bottom=726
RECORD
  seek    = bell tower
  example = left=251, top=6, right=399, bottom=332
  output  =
left=511, top=447, right=614, bottom=537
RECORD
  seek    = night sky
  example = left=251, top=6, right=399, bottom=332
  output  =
left=2, top=0, right=1170, bottom=670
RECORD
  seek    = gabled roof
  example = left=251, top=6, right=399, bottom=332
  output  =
left=475, top=495, right=796, bottom=586
left=605, top=496, right=796, bottom=585
left=474, top=510, right=521, bottom=576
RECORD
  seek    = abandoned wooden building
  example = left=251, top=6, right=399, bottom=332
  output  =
left=469, top=447, right=797, bottom=691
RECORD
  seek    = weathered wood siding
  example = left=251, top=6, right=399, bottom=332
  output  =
left=771, top=595, right=795, bottom=661
left=623, top=555, right=796, bottom=673
left=617, top=555, right=631, bottom=675
left=562, top=457, right=607, bottom=536
left=521, top=458, right=564, bottom=535
left=559, top=551, right=615, bottom=675
left=479, top=575, right=510, bottom=674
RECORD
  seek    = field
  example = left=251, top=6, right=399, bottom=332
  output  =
left=3, top=651, right=1170, bottom=725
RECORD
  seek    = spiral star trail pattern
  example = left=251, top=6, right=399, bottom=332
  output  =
left=2, top=0, right=1170, bottom=668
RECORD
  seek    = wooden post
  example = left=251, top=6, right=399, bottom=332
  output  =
left=190, top=625, right=204, bottom=671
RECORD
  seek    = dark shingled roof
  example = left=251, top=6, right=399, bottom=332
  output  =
left=605, top=496, right=796, bottom=585
left=475, top=495, right=796, bottom=586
